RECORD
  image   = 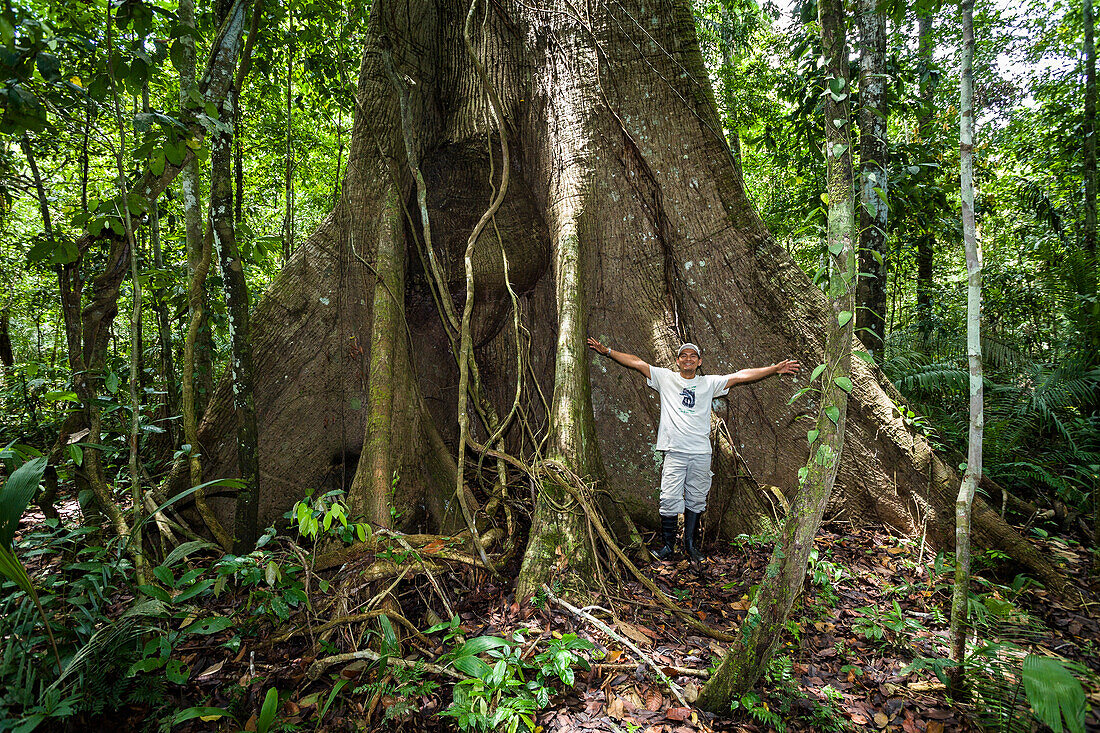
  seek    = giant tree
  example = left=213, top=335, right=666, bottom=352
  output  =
left=174, top=0, right=1066, bottom=595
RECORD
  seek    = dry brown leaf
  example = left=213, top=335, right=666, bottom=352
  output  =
left=615, top=619, right=652, bottom=647
left=874, top=711, right=889, bottom=727
left=644, top=688, right=663, bottom=711
left=683, top=682, right=699, bottom=703
left=195, top=660, right=224, bottom=679
left=927, top=721, right=945, bottom=733
left=665, top=707, right=692, bottom=721
left=607, top=697, right=626, bottom=720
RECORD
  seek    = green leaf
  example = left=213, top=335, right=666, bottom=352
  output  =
left=787, top=386, right=811, bottom=405
left=170, top=706, right=234, bottom=726
left=161, top=540, right=218, bottom=568
left=166, top=658, right=191, bottom=684
left=452, top=654, right=492, bottom=679
left=0, top=456, right=47, bottom=546
left=809, top=364, right=826, bottom=382
left=825, top=405, right=840, bottom=424
left=1022, top=655, right=1086, bottom=733
left=834, top=377, right=853, bottom=393
left=827, top=240, right=844, bottom=255
left=149, top=150, right=165, bottom=177
left=0, top=16, right=14, bottom=46
left=806, top=429, right=819, bottom=446
left=379, top=614, right=398, bottom=656
left=105, top=371, right=119, bottom=394
left=454, top=636, right=509, bottom=656
left=852, top=350, right=874, bottom=364
left=164, top=142, right=186, bottom=167
left=36, top=52, right=61, bottom=82
left=184, top=616, right=233, bottom=635
left=170, top=40, right=188, bottom=72
left=127, top=656, right=166, bottom=676
left=837, top=311, right=853, bottom=328
left=257, top=688, right=279, bottom=733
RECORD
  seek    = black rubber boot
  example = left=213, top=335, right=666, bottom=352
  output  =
left=683, top=509, right=704, bottom=562
left=654, top=515, right=678, bottom=560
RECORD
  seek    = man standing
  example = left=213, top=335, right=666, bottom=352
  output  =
left=586, top=337, right=800, bottom=561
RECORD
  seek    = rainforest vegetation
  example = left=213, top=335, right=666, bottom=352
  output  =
left=0, top=0, right=1098, bottom=729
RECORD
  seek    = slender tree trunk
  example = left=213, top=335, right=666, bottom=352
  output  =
left=283, top=2, right=295, bottom=265
left=175, top=0, right=230, bottom=548
left=209, top=1, right=258, bottom=554
left=235, top=114, right=244, bottom=225
left=717, top=4, right=742, bottom=164
left=107, top=7, right=147, bottom=582
left=699, top=0, right=858, bottom=703
left=915, top=14, right=936, bottom=340
left=1083, top=0, right=1100, bottom=550
left=949, top=0, right=982, bottom=693
left=141, top=85, right=180, bottom=454
left=855, top=0, right=888, bottom=359
left=0, top=309, right=12, bottom=368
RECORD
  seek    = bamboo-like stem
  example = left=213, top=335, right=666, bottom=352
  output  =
left=949, top=0, right=982, bottom=696
left=105, top=5, right=146, bottom=585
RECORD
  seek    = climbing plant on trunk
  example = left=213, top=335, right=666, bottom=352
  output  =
left=697, top=0, right=857, bottom=704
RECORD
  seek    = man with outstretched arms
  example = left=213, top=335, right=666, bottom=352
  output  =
left=586, top=337, right=800, bottom=562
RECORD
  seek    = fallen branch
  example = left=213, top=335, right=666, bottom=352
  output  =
left=543, top=585, right=689, bottom=708
left=306, top=647, right=464, bottom=683
left=592, top=662, right=709, bottom=679
left=262, top=609, right=431, bottom=648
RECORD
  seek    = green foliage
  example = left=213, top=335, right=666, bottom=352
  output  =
left=1022, top=655, right=1088, bottom=733
left=729, top=655, right=847, bottom=732
left=213, top=536, right=307, bottom=623
left=851, top=599, right=925, bottom=645
left=438, top=630, right=594, bottom=732
left=290, top=488, right=370, bottom=544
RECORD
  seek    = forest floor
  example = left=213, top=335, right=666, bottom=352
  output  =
left=13, top=508, right=1100, bottom=732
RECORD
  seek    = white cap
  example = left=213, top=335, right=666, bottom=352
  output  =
left=677, top=343, right=701, bottom=357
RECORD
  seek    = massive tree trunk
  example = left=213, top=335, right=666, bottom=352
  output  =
left=171, top=0, right=1065, bottom=592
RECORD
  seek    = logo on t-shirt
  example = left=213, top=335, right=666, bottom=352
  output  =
left=680, top=387, right=696, bottom=408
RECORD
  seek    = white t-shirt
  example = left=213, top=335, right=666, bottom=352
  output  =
left=646, top=366, right=731, bottom=454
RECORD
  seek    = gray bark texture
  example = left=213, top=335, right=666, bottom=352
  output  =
left=166, top=0, right=1065, bottom=593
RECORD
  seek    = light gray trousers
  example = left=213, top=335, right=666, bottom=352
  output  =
left=658, top=451, right=713, bottom=516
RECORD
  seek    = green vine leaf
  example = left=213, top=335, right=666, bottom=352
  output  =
left=825, top=405, right=840, bottom=424
left=810, top=363, right=826, bottom=382
left=838, top=310, right=853, bottom=327
left=834, top=376, right=853, bottom=393
left=807, top=429, right=819, bottom=446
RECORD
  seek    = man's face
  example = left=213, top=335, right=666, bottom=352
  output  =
left=677, top=349, right=700, bottom=371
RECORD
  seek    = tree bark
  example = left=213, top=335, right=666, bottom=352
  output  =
left=949, top=0, right=981, bottom=692
left=855, top=0, right=887, bottom=359
left=169, top=0, right=1067, bottom=595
